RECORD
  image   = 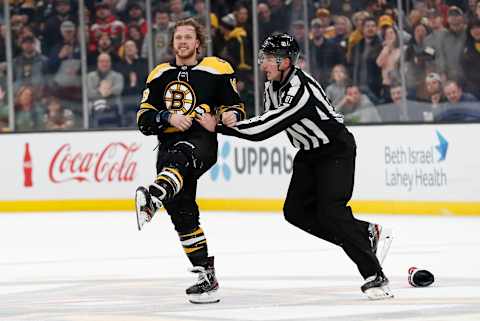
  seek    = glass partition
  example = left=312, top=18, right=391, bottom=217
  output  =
left=1, top=0, right=479, bottom=132
left=212, top=1, right=255, bottom=117
left=398, top=1, right=480, bottom=123
left=0, top=13, right=9, bottom=131
left=85, top=1, right=142, bottom=129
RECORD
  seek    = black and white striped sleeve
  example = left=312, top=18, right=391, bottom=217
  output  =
left=217, top=78, right=309, bottom=141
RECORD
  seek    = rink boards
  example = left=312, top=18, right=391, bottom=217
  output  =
left=0, top=123, right=479, bottom=215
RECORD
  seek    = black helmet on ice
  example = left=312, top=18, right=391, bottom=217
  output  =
left=258, top=33, right=300, bottom=65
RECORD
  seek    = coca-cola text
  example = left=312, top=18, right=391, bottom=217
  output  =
left=49, top=142, right=140, bottom=183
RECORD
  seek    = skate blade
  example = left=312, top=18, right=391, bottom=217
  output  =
left=187, top=291, right=221, bottom=304
left=135, top=190, right=150, bottom=231
left=364, top=286, right=394, bottom=300
left=377, top=228, right=393, bottom=265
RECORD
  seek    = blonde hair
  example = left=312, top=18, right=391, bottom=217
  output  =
left=170, top=18, right=206, bottom=54
left=333, top=15, right=353, bottom=34
left=352, top=11, right=370, bottom=29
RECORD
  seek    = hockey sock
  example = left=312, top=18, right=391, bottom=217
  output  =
left=149, top=167, right=184, bottom=201
left=179, top=227, right=209, bottom=266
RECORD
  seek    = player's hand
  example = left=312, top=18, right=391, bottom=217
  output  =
left=169, top=113, right=192, bottom=131
left=221, top=111, right=238, bottom=127
left=196, top=113, right=217, bottom=132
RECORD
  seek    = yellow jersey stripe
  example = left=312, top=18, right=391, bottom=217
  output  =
left=194, top=57, right=234, bottom=75
left=140, top=103, right=158, bottom=111
left=163, top=127, right=181, bottom=133
left=146, top=63, right=174, bottom=83
left=136, top=109, right=149, bottom=123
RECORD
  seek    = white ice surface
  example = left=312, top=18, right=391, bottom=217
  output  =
left=1, top=211, right=479, bottom=321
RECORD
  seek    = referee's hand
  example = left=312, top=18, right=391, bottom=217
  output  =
left=221, top=111, right=238, bottom=127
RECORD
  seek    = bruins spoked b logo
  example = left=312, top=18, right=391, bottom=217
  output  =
left=164, top=81, right=196, bottom=115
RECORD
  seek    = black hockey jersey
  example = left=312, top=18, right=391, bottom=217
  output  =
left=137, top=56, right=245, bottom=140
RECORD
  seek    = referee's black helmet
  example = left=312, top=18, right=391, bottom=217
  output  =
left=258, top=33, right=300, bottom=65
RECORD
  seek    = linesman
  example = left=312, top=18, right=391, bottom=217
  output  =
left=198, top=33, right=393, bottom=300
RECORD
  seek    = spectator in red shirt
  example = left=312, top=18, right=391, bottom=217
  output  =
left=125, top=2, right=147, bottom=37
left=89, top=2, right=126, bottom=53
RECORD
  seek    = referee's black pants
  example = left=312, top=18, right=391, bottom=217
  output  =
left=283, top=129, right=382, bottom=279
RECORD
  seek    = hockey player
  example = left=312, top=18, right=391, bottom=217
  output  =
left=197, top=33, right=393, bottom=300
left=135, top=18, right=245, bottom=304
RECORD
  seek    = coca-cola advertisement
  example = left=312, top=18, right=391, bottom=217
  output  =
left=48, top=142, right=141, bottom=184
left=0, top=131, right=159, bottom=204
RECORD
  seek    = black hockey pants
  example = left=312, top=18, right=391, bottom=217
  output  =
left=283, top=128, right=382, bottom=279
left=155, top=132, right=218, bottom=233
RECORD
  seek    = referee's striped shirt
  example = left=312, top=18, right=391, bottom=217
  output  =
left=217, top=67, right=346, bottom=150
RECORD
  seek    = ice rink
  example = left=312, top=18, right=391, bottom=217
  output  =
left=1, top=211, right=479, bottom=321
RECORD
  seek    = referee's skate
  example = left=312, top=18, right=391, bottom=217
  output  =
left=361, top=272, right=394, bottom=300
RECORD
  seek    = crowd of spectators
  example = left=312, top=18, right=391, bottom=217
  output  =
left=0, top=0, right=479, bottom=132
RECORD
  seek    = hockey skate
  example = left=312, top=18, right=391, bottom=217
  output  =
left=186, top=256, right=220, bottom=304
left=135, top=186, right=162, bottom=231
left=361, top=272, right=394, bottom=300
left=368, top=223, right=393, bottom=265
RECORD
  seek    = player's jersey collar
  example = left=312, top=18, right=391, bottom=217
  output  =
left=170, top=58, right=201, bottom=69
